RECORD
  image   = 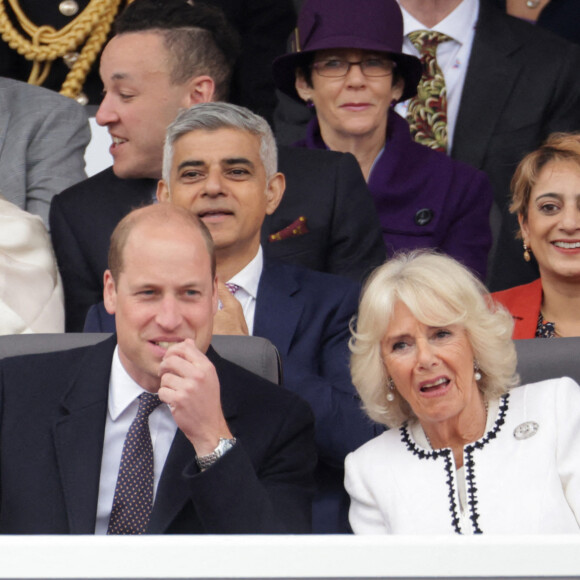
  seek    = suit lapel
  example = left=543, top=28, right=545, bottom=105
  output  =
left=452, top=2, right=523, bottom=168
left=53, top=336, right=116, bottom=533
left=253, top=260, right=302, bottom=358
left=148, top=348, right=239, bottom=533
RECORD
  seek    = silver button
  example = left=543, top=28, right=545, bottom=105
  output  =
left=59, top=0, right=80, bottom=17
left=513, top=421, right=539, bottom=440
left=75, top=92, right=89, bottom=106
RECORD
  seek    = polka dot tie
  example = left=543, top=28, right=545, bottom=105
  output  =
left=107, top=392, right=162, bottom=535
left=225, top=282, right=241, bottom=295
left=406, top=30, right=453, bottom=153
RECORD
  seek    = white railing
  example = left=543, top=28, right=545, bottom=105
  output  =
left=0, top=534, right=578, bottom=579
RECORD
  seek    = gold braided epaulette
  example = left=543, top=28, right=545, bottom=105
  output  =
left=0, top=0, right=128, bottom=101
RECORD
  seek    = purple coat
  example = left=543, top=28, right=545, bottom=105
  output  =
left=294, top=110, right=493, bottom=279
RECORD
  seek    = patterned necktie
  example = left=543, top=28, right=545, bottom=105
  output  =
left=107, top=392, right=162, bottom=535
left=406, top=30, right=452, bottom=153
left=225, top=282, right=241, bottom=295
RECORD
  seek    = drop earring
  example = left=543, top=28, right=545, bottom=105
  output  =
left=523, top=242, right=531, bottom=262
left=474, top=361, right=482, bottom=381
left=387, top=377, right=396, bottom=402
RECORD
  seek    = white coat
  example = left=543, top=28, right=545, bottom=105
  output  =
left=345, top=378, right=580, bottom=534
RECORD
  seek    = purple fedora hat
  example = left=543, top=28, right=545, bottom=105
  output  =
left=273, top=0, right=422, bottom=103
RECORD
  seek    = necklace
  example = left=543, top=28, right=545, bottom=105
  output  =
left=525, top=0, right=541, bottom=8
left=424, top=400, right=489, bottom=449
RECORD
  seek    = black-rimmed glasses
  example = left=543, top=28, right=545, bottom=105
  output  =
left=312, top=58, right=396, bottom=78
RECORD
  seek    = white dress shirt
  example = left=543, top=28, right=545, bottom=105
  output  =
left=226, top=246, right=263, bottom=335
left=94, top=347, right=177, bottom=534
left=395, top=0, right=479, bottom=152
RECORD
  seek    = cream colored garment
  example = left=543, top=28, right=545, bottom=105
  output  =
left=0, top=196, right=64, bottom=334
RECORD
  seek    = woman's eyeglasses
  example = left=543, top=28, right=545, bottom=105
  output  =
left=312, top=58, right=396, bottom=78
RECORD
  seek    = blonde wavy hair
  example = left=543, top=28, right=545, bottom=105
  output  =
left=349, top=251, right=519, bottom=428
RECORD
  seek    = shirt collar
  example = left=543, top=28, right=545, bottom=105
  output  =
left=227, top=246, right=263, bottom=300
left=400, top=0, right=479, bottom=45
left=108, top=346, right=154, bottom=421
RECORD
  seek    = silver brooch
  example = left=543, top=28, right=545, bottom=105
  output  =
left=513, top=421, right=539, bottom=440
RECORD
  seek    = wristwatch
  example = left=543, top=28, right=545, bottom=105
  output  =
left=195, top=437, right=237, bottom=471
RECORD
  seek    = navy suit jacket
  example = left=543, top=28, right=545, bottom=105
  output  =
left=252, top=260, right=377, bottom=463
left=0, top=337, right=316, bottom=534
left=85, top=259, right=379, bottom=533
left=50, top=147, right=385, bottom=331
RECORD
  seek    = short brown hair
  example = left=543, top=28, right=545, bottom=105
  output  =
left=510, top=132, right=580, bottom=226
left=108, top=204, right=216, bottom=282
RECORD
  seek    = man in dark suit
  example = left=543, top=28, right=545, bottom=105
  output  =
left=85, top=102, right=377, bottom=533
left=396, top=0, right=580, bottom=290
left=0, top=202, right=316, bottom=534
left=50, top=0, right=385, bottom=331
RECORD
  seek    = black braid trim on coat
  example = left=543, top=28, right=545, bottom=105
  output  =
left=399, top=394, right=509, bottom=535
left=463, top=394, right=510, bottom=534
left=400, top=425, right=460, bottom=533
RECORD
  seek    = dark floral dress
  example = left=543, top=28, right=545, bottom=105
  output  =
left=536, top=312, right=557, bottom=338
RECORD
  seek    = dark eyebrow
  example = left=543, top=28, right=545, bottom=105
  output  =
left=223, top=157, right=254, bottom=169
left=177, top=160, right=205, bottom=172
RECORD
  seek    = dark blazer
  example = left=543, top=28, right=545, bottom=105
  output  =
left=450, top=1, right=580, bottom=290
left=85, top=259, right=379, bottom=533
left=254, top=260, right=376, bottom=462
left=486, top=0, right=580, bottom=45
left=204, top=0, right=297, bottom=124
left=50, top=146, right=386, bottom=331
left=0, top=336, right=316, bottom=534
left=254, top=260, right=379, bottom=534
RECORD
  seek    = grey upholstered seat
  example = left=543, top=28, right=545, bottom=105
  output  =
left=515, top=337, right=580, bottom=386
left=2, top=334, right=574, bottom=390
left=0, top=333, right=281, bottom=385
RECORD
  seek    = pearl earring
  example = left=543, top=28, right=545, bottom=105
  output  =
left=523, top=242, right=531, bottom=262
left=387, top=377, right=396, bottom=402
left=474, top=361, right=482, bottom=381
